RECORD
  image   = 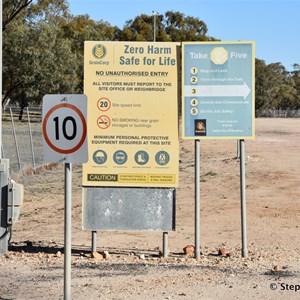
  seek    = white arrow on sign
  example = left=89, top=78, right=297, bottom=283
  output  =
left=185, top=82, right=251, bottom=99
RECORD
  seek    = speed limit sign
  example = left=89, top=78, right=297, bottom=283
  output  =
left=42, top=94, right=88, bottom=163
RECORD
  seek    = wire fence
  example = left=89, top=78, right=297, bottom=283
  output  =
left=256, top=109, right=300, bottom=118
left=2, top=105, right=300, bottom=175
left=2, top=106, right=43, bottom=175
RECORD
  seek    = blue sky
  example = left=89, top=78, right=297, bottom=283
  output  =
left=68, top=0, right=299, bottom=71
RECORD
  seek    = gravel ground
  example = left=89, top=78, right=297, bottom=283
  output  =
left=1, top=118, right=300, bottom=299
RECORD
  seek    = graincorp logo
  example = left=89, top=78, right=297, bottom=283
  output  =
left=92, top=44, right=106, bottom=59
left=90, top=44, right=109, bottom=65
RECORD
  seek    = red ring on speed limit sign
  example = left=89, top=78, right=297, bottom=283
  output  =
left=42, top=103, right=87, bottom=154
left=97, top=97, right=111, bottom=111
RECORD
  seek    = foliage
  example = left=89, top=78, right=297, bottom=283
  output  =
left=61, top=14, right=119, bottom=92
left=2, top=0, right=78, bottom=105
left=2, top=0, right=120, bottom=104
left=255, top=59, right=299, bottom=115
left=164, top=11, right=213, bottom=42
left=119, top=11, right=216, bottom=42
left=2, top=0, right=33, bottom=31
left=120, top=14, right=156, bottom=41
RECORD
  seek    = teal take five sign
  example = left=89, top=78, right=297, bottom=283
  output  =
left=182, top=42, right=255, bottom=139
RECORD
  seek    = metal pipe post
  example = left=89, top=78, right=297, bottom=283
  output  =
left=236, top=140, right=240, bottom=158
left=153, top=11, right=159, bottom=42
left=162, top=231, right=168, bottom=258
left=91, top=230, right=97, bottom=253
left=153, top=13, right=156, bottom=42
left=194, top=140, right=201, bottom=260
left=1, top=144, right=4, bottom=158
left=26, top=107, right=36, bottom=168
left=10, top=107, right=21, bottom=171
left=64, top=163, right=72, bottom=300
left=239, top=140, right=248, bottom=257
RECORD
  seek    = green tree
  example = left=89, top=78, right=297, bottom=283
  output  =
left=119, top=11, right=216, bottom=42
left=3, top=21, right=79, bottom=105
left=120, top=14, right=158, bottom=41
left=61, top=14, right=120, bottom=92
left=2, top=0, right=76, bottom=105
left=268, top=63, right=298, bottom=112
left=2, top=0, right=33, bottom=31
left=164, top=11, right=214, bottom=42
left=290, top=64, right=300, bottom=110
left=255, top=60, right=298, bottom=115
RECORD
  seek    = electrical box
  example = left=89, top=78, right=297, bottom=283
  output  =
left=7, top=179, right=24, bottom=225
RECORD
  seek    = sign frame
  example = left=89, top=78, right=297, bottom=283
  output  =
left=182, top=41, right=255, bottom=140
left=42, top=94, right=88, bottom=163
left=83, top=41, right=180, bottom=188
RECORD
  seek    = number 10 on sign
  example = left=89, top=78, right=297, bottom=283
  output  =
left=42, top=94, right=88, bottom=163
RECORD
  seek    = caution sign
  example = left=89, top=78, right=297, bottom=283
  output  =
left=83, top=41, right=179, bottom=187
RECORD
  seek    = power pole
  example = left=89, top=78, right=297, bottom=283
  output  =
left=152, top=11, right=159, bottom=42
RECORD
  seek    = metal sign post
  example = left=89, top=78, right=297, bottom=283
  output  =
left=182, top=42, right=254, bottom=260
left=83, top=42, right=179, bottom=258
left=194, top=140, right=201, bottom=261
left=152, top=14, right=170, bottom=257
left=91, top=231, right=97, bottom=253
left=239, top=139, right=248, bottom=257
left=162, top=231, right=168, bottom=258
left=64, top=163, right=72, bottom=300
left=42, top=94, right=88, bottom=300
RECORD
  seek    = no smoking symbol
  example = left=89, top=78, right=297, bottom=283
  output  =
left=97, top=97, right=111, bottom=111
left=97, top=115, right=111, bottom=129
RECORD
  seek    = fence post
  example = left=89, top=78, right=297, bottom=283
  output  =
left=27, top=107, right=36, bottom=168
left=9, top=107, right=22, bottom=172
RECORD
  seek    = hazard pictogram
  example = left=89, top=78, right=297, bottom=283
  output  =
left=97, top=115, right=111, bottom=129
